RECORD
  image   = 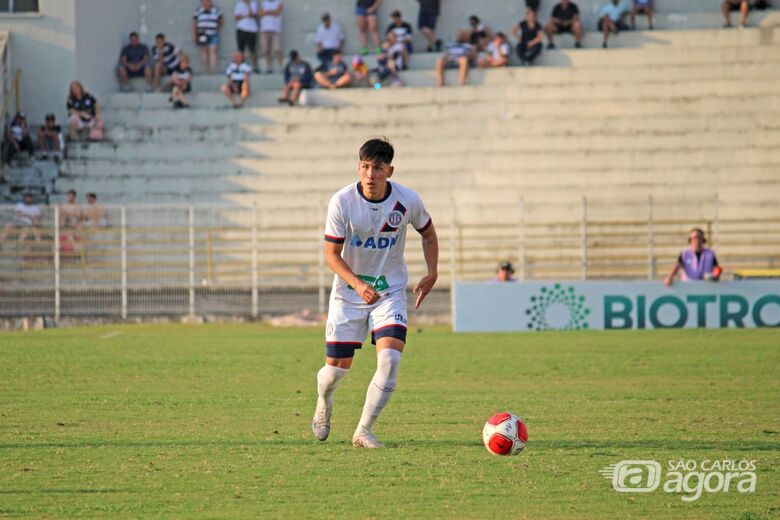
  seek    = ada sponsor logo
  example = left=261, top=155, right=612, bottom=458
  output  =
left=350, top=234, right=398, bottom=250
left=600, top=459, right=757, bottom=502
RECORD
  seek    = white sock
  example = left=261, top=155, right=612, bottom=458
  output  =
left=357, top=349, right=402, bottom=434
left=316, top=364, right=348, bottom=410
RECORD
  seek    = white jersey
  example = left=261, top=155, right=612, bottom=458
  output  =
left=324, top=181, right=432, bottom=305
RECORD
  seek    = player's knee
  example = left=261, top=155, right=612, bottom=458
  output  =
left=375, top=348, right=402, bottom=389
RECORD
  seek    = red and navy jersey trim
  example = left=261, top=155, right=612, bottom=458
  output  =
left=415, top=217, right=432, bottom=234
left=324, top=234, right=345, bottom=244
left=380, top=201, right=408, bottom=232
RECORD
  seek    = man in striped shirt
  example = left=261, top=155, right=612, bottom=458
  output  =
left=151, top=33, right=181, bottom=91
left=193, top=0, right=224, bottom=73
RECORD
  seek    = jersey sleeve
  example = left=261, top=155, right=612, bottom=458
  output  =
left=324, top=195, right=346, bottom=244
left=410, top=192, right=432, bottom=233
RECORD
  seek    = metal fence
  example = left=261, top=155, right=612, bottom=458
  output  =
left=1, top=196, right=778, bottom=319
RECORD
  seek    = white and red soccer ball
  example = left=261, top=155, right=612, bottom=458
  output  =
left=482, top=412, right=528, bottom=456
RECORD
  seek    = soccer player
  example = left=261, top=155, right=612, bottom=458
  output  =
left=312, top=138, right=439, bottom=448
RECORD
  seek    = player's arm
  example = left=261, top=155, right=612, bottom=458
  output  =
left=324, top=241, right=380, bottom=304
left=414, top=222, right=438, bottom=309
left=664, top=256, right=682, bottom=286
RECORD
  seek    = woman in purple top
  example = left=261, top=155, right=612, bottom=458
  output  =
left=664, top=228, right=722, bottom=286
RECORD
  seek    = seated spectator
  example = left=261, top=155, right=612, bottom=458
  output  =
left=0, top=193, right=41, bottom=245
left=435, top=30, right=476, bottom=87
left=193, top=0, right=224, bottom=74
left=478, top=32, right=510, bottom=68
left=371, top=48, right=403, bottom=87
left=664, top=228, right=722, bottom=286
left=598, top=0, right=630, bottom=48
left=526, top=0, right=541, bottom=11
left=513, top=9, right=544, bottom=65
left=151, top=33, right=181, bottom=91
left=169, top=54, right=193, bottom=109
left=722, top=0, right=749, bottom=28
left=67, top=81, right=104, bottom=141
left=386, top=10, right=414, bottom=54
left=417, top=0, right=442, bottom=52
left=117, top=31, right=153, bottom=92
left=382, top=31, right=409, bottom=72
left=82, top=193, right=108, bottom=228
left=490, top=261, right=517, bottom=283
left=221, top=51, right=252, bottom=108
left=316, top=13, right=346, bottom=68
left=466, top=15, right=492, bottom=51
left=4, top=111, right=34, bottom=166
left=355, top=0, right=383, bottom=56
left=631, top=0, right=654, bottom=29
left=314, top=50, right=352, bottom=90
left=235, top=0, right=260, bottom=72
left=352, top=55, right=370, bottom=86
left=278, top=50, right=313, bottom=105
left=259, top=0, right=284, bottom=74
left=59, top=190, right=82, bottom=256
left=36, top=113, right=64, bottom=161
left=545, top=0, right=584, bottom=49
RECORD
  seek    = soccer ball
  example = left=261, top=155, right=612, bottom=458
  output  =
left=482, top=412, right=528, bottom=456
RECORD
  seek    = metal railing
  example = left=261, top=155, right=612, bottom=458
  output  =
left=0, top=197, right=778, bottom=319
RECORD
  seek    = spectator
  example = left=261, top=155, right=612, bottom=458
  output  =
left=545, top=0, right=584, bottom=49
left=372, top=47, right=403, bottom=87
left=386, top=10, right=414, bottom=54
left=722, top=0, right=749, bottom=28
left=193, top=0, right=224, bottom=74
left=151, top=33, right=181, bottom=91
left=0, top=193, right=41, bottom=245
left=352, top=55, right=370, bottom=86
left=355, top=0, right=383, bottom=56
left=36, top=113, right=64, bottom=161
left=490, top=261, right=517, bottom=283
left=526, top=0, right=541, bottom=11
left=478, top=32, right=510, bottom=68
left=4, top=111, right=34, bottom=166
left=169, top=54, right=193, bottom=109
left=382, top=31, right=409, bottom=72
left=598, top=0, right=630, bottom=48
left=513, top=9, right=544, bottom=65
left=316, top=13, right=346, bottom=69
left=467, top=15, right=493, bottom=51
left=278, top=50, right=313, bottom=105
left=314, top=50, right=352, bottom=90
left=235, top=0, right=259, bottom=72
left=435, top=30, right=476, bottom=87
left=417, top=0, right=442, bottom=52
left=221, top=51, right=252, bottom=108
left=631, top=0, right=654, bottom=30
left=664, top=228, right=722, bottom=286
left=82, top=193, right=108, bottom=228
left=259, top=0, right=284, bottom=74
left=117, top=31, right=153, bottom=92
left=67, top=81, right=104, bottom=141
left=59, top=190, right=82, bottom=256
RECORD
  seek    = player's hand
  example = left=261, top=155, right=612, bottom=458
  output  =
left=414, top=273, right=438, bottom=309
left=356, top=280, right=380, bottom=305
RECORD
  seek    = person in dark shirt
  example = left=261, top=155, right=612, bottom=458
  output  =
left=314, top=50, right=352, bottom=89
left=66, top=81, right=104, bottom=141
left=466, top=15, right=492, bottom=51
left=386, top=10, right=414, bottom=54
left=169, top=54, right=193, bottom=109
left=151, top=33, right=181, bottom=91
left=117, top=31, right=153, bottom=92
left=3, top=111, right=34, bottom=166
left=544, top=0, right=584, bottom=49
left=513, top=9, right=544, bottom=65
left=36, top=113, right=63, bottom=161
left=417, top=0, right=442, bottom=52
left=278, top=50, right=313, bottom=105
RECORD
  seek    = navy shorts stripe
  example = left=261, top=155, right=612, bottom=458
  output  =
left=371, top=324, right=407, bottom=345
left=326, top=341, right=362, bottom=358
left=415, top=218, right=432, bottom=234
left=324, top=235, right=345, bottom=244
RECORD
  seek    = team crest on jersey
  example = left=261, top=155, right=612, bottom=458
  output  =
left=381, top=202, right=407, bottom=232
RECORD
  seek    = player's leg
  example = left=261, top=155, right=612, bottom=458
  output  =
left=312, top=303, right=367, bottom=441
left=353, top=295, right=408, bottom=448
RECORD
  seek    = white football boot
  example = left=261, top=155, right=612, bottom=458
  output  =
left=352, top=425, right=384, bottom=448
left=311, top=401, right=331, bottom=441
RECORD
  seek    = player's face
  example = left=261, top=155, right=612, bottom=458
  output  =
left=358, top=160, right=394, bottom=200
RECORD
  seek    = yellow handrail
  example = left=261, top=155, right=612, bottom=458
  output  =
left=0, top=68, right=22, bottom=182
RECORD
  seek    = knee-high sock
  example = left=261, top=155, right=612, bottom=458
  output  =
left=317, top=364, right=349, bottom=409
left=358, top=349, right=402, bottom=433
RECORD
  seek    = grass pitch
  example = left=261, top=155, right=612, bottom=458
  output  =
left=0, top=324, right=778, bottom=519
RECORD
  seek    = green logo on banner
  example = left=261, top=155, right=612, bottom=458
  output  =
left=527, top=284, right=591, bottom=330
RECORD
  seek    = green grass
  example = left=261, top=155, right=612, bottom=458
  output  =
left=0, top=324, right=778, bottom=519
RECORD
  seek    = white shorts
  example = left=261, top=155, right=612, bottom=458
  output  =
left=325, top=290, right=408, bottom=358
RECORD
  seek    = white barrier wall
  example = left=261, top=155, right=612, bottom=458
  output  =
left=453, top=281, right=780, bottom=332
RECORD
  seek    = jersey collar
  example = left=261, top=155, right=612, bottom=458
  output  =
left=356, top=181, right=393, bottom=204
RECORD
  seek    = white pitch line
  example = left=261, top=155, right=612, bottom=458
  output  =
left=99, top=331, right=122, bottom=340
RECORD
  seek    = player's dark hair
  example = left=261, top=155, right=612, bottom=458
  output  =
left=67, top=190, right=77, bottom=196
left=359, top=138, right=394, bottom=165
